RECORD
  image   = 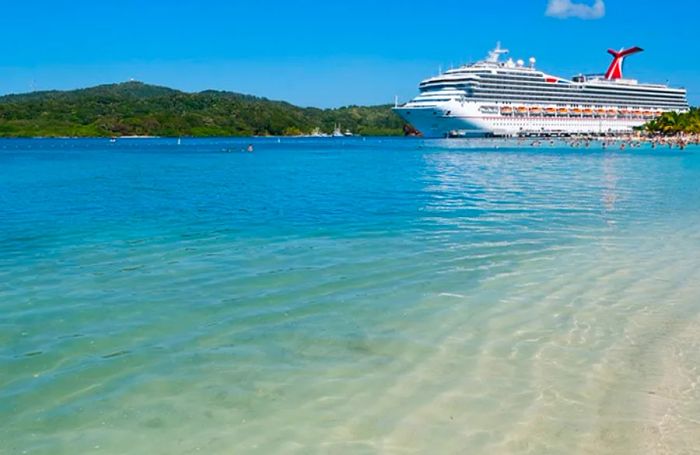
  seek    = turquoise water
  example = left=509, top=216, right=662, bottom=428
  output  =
left=2, top=138, right=700, bottom=454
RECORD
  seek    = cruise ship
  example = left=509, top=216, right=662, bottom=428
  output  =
left=394, top=44, right=689, bottom=137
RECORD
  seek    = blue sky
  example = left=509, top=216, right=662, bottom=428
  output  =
left=1, top=0, right=698, bottom=107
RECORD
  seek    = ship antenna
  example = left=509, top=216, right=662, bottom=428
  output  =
left=486, top=42, right=509, bottom=63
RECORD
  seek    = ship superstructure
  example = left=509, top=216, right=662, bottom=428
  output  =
left=394, top=44, right=689, bottom=137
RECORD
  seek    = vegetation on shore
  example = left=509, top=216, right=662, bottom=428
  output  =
left=643, top=108, right=700, bottom=135
left=0, top=81, right=405, bottom=137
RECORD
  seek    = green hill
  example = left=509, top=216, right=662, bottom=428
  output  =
left=0, top=81, right=405, bottom=137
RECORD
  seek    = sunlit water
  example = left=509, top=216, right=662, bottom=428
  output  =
left=2, top=138, right=700, bottom=454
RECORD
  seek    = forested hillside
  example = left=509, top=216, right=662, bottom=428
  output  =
left=0, top=82, right=405, bottom=137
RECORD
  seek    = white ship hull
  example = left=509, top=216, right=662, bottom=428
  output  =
left=395, top=101, right=647, bottom=138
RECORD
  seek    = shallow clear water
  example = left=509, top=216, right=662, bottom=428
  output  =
left=2, top=137, right=700, bottom=454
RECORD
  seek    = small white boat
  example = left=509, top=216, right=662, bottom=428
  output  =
left=309, top=127, right=329, bottom=137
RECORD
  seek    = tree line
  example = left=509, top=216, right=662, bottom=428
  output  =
left=643, top=108, right=700, bottom=135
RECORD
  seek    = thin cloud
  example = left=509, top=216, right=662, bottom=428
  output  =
left=546, top=0, right=605, bottom=19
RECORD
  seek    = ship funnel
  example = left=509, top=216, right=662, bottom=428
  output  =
left=605, top=46, right=643, bottom=80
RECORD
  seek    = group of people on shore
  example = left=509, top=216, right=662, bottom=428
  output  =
left=644, top=133, right=699, bottom=150
left=527, top=133, right=699, bottom=151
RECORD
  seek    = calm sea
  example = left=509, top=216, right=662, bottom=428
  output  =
left=2, top=137, right=700, bottom=454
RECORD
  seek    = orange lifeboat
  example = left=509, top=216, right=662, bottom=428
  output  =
left=633, top=110, right=643, bottom=116
left=606, top=108, right=618, bottom=116
left=545, top=107, right=557, bottom=115
left=501, top=106, right=513, bottom=115
left=572, top=108, right=583, bottom=115
left=557, top=107, right=569, bottom=115
left=619, top=109, right=630, bottom=116
left=516, top=106, right=528, bottom=114
left=583, top=108, right=594, bottom=116
left=595, top=108, right=607, bottom=116
left=529, top=106, right=542, bottom=115
left=643, top=110, right=653, bottom=117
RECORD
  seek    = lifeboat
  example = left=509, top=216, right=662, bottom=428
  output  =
left=557, top=107, right=569, bottom=115
left=633, top=110, right=643, bottom=116
left=572, top=108, right=583, bottom=115
left=545, top=107, right=557, bottom=115
left=643, top=110, right=653, bottom=117
left=606, top=108, right=618, bottom=116
left=583, top=108, right=594, bottom=116
left=619, top=109, right=630, bottom=116
left=516, top=106, right=528, bottom=114
left=595, top=108, right=607, bottom=116
left=501, top=106, right=513, bottom=115
left=529, top=106, right=542, bottom=115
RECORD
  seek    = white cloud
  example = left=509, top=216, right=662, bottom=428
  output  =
left=545, top=0, right=605, bottom=19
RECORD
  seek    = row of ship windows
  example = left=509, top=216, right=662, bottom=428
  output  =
left=423, top=80, right=685, bottom=96
left=460, top=71, right=677, bottom=87
left=488, top=120, right=636, bottom=123
left=469, top=91, right=686, bottom=101
left=458, top=89, right=687, bottom=103
left=477, top=73, right=675, bottom=92
left=479, top=105, right=667, bottom=111
left=413, top=98, right=453, bottom=102
left=474, top=102, right=685, bottom=110
left=465, top=91, right=687, bottom=105
left=472, top=85, right=686, bottom=98
left=469, top=94, right=687, bottom=105
left=503, top=112, right=658, bottom=116
left=410, top=99, right=686, bottom=110
left=468, top=96, right=687, bottom=108
left=423, top=84, right=687, bottom=98
left=457, top=73, right=545, bottom=81
left=472, top=83, right=685, bottom=96
left=477, top=102, right=681, bottom=109
left=487, top=123, right=632, bottom=133
left=486, top=121, right=640, bottom=127
left=432, top=76, right=545, bottom=84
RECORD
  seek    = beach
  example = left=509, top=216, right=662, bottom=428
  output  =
left=2, top=137, right=700, bottom=454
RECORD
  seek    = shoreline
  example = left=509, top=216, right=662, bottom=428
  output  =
left=0, top=132, right=697, bottom=146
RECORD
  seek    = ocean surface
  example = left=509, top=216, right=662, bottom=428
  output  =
left=2, top=137, right=700, bottom=454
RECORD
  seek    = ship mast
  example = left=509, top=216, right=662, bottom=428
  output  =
left=486, top=42, right=509, bottom=63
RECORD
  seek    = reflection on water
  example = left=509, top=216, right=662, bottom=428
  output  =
left=1, top=138, right=700, bottom=454
left=602, top=154, right=619, bottom=215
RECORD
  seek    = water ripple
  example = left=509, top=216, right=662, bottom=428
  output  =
left=1, top=139, right=700, bottom=454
